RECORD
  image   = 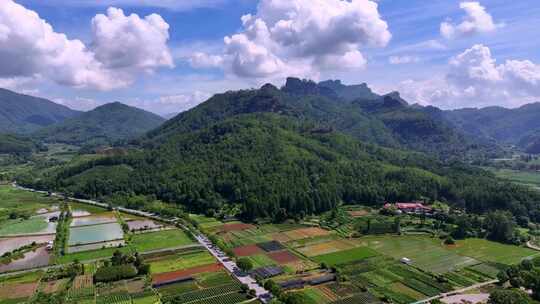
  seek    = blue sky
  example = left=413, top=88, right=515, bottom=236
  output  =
left=2, top=0, right=540, bottom=115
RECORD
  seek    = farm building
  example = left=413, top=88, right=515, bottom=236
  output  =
left=308, top=274, right=336, bottom=285
left=279, top=279, right=306, bottom=290
left=251, top=266, right=284, bottom=279
left=384, top=201, right=432, bottom=214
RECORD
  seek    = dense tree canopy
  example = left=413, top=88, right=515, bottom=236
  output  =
left=18, top=112, right=540, bottom=221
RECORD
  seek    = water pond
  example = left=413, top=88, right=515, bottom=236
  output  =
left=70, top=214, right=117, bottom=227
left=67, top=240, right=126, bottom=253
left=0, top=235, right=55, bottom=256
left=0, top=246, right=51, bottom=273
left=68, top=222, right=124, bottom=246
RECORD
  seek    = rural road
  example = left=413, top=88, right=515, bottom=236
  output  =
left=411, top=279, right=498, bottom=304
left=195, top=234, right=272, bottom=303
left=527, top=241, right=540, bottom=251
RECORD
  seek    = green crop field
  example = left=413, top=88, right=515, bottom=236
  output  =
left=0, top=185, right=57, bottom=219
left=132, top=293, right=160, bottom=304
left=70, top=202, right=108, bottom=214
left=246, top=254, right=276, bottom=268
left=0, top=271, right=42, bottom=284
left=131, top=229, right=193, bottom=252
left=359, top=235, right=480, bottom=273
left=487, top=168, right=540, bottom=188
left=450, top=238, right=539, bottom=265
left=58, top=246, right=133, bottom=264
left=227, top=230, right=272, bottom=247
left=0, top=217, right=49, bottom=236
left=195, top=271, right=235, bottom=288
left=302, top=288, right=332, bottom=304
left=149, top=251, right=215, bottom=273
left=312, top=246, right=378, bottom=266
left=157, top=281, right=199, bottom=297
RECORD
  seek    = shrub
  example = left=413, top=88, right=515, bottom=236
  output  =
left=237, top=258, right=253, bottom=272
left=94, top=264, right=138, bottom=282
left=444, top=236, right=455, bottom=245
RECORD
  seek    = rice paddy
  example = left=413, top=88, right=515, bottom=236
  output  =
left=68, top=222, right=124, bottom=246
left=131, top=229, right=194, bottom=252
left=359, top=235, right=481, bottom=273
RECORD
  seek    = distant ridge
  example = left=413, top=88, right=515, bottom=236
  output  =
left=0, top=88, right=80, bottom=134
left=34, top=102, right=166, bottom=146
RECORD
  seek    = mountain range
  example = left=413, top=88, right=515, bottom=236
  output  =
left=15, top=78, right=540, bottom=221
left=2, top=80, right=539, bottom=157
left=149, top=78, right=501, bottom=160
left=0, top=88, right=80, bottom=134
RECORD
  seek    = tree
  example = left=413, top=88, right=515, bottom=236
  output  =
left=485, top=211, right=516, bottom=244
left=488, top=289, right=531, bottom=304
left=394, top=217, right=401, bottom=234
left=280, top=293, right=308, bottom=304
left=451, top=215, right=472, bottom=239
left=497, top=271, right=509, bottom=284
left=237, top=257, right=253, bottom=272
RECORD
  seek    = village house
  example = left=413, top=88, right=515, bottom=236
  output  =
left=384, top=201, right=432, bottom=214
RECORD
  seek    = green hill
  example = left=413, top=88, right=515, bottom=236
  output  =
left=149, top=78, right=492, bottom=160
left=0, top=133, right=43, bottom=154
left=21, top=81, right=540, bottom=221
left=444, top=103, right=540, bottom=152
left=35, top=102, right=166, bottom=146
left=0, top=88, right=80, bottom=134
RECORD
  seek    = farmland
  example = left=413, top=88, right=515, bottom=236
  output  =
left=449, top=238, right=539, bottom=265
left=0, top=185, right=244, bottom=304
left=358, top=235, right=480, bottom=273
left=1, top=184, right=539, bottom=304
left=312, top=247, right=379, bottom=266
left=195, top=207, right=540, bottom=304
left=487, top=167, right=540, bottom=189
left=148, top=250, right=215, bottom=273
left=131, top=229, right=194, bottom=252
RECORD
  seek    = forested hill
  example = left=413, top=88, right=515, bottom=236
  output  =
left=28, top=113, right=540, bottom=221
left=443, top=103, right=540, bottom=153
left=0, top=134, right=44, bottom=154
left=0, top=88, right=80, bottom=134
left=148, top=78, right=494, bottom=160
left=21, top=83, right=540, bottom=221
left=34, top=102, right=166, bottom=146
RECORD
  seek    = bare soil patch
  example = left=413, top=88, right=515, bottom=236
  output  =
left=232, top=244, right=264, bottom=257
left=296, top=240, right=355, bottom=257
left=348, top=210, right=369, bottom=217
left=268, top=250, right=300, bottom=264
left=0, top=282, right=38, bottom=299
left=284, top=227, right=329, bottom=240
left=221, top=223, right=255, bottom=232
left=152, top=263, right=223, bottom=285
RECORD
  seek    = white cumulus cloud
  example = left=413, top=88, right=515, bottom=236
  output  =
left=191, top=0, right=391, bottom=79
left=389, top=56, right=420, bottom=65
left=91, top=7, right=174, bottom=71
left=440, top=2, right=500, bottom=40
left=395, top=45, right=540, bottom=109
left=189, top=52, right=224, bottom=69
left=0, top=1, right=173, bottom=91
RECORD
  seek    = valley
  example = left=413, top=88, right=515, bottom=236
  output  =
left=2, top=0, right=540, bottom=303
left=2, top=79, right=540, bottom=304
left=1, top=183, right=539, bottom=304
